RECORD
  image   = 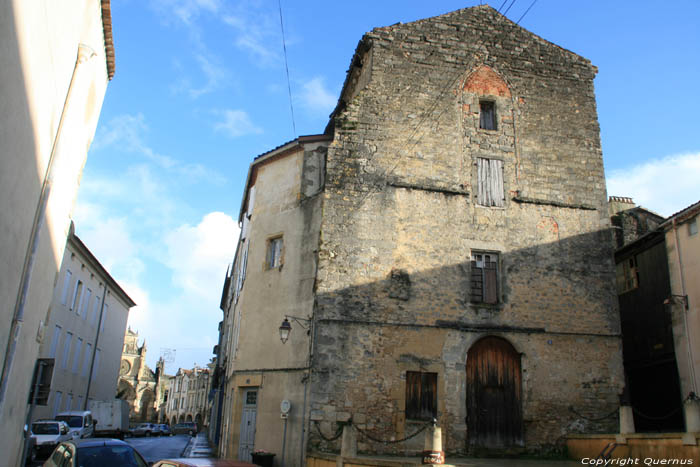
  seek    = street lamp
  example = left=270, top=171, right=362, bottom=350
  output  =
left=278, top=315, right=312, bottom=344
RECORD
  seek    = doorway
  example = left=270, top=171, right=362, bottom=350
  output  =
left=466, top=336, right=522, bottom=448
left=238, top=389, right=258, bottom=461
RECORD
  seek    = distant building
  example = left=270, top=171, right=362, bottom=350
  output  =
left=30, top=224, right=134, bottom=422
left=0, top=0, right=115, bottom=463
left=165, top=364, right=213, bottom=429
left=118, top=329, right=162, bottom=422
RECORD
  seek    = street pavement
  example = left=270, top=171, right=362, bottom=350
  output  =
left=126, top=433, right=192, bottom=463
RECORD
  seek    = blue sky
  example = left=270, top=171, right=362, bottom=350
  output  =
left=74, top=0, right=700, bottom=373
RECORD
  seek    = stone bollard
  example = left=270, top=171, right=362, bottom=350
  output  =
left=619, top=405, right=635, bottom=434
left=340, top=424, right=357, bottom=459
left=421, top=421, right=444, bottom=465
left=685, top=398, right=700, bottom=433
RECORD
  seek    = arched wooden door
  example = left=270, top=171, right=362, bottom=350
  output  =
left=466, top=336, right=523, bottom=448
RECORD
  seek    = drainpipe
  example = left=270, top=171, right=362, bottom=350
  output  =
left=0, top=44, right=97, bottom=416
left=84, top=282, right=108, bottom=409
left=672, top=218, right=698, bottom=395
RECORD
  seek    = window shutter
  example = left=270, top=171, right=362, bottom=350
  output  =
left=483, top=261, right=498, bottom=304
left=477, top=158, right=504, bottom=207
left=405, top=372, right=421, bottom=420
left=470, top=260, right=483, bottom=303
left=420, top=372, right=437, bottom=420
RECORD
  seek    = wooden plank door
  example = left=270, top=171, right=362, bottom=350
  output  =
left=466, top=337, right=522, bottom=448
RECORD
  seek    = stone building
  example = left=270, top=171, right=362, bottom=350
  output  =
left=219, top=5, right=623, bottom=462
left=30, top=224, right=134, bottom=422
left=118, top=329, right=163, bottom=422
left=0, top=1, right=114, bottom=464
left=165, top=364, right=213, bottom=429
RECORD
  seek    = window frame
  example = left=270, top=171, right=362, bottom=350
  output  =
left=479, top=100, right=497, bottom=131
left=689, top=219, right=698, bottom=236
left=470, top=251, right=500, bottom=305
left=266, top=235, right=284, bottom=270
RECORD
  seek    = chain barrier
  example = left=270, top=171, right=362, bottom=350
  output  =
left=312, top=420, right=344, bottom=442
left=353, top=421, right=430, bottom=445
left=568, top=406, right=618, bottom=422
left=632, top=405, right=682, bottom=421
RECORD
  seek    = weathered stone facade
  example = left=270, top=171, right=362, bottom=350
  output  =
left=310, top=5, right=622, bottom=455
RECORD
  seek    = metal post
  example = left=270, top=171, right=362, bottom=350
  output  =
left=281, top=416, right=288, bottom=467
left=84, top=283, right=108, bottom=409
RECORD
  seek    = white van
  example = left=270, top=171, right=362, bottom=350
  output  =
left=55, top=410, right=95, bottom=439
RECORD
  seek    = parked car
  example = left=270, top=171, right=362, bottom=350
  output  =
left=130, top=423, right=158, bottom=437
left=41, top=438, right=148, bottom=467
left=29, top=420, right=72, bottom=460
left=55, top=410, right=95, bottom=439
left=158, top=424, right=172, bottom=436
left=171, top=422, right=197, bottom=436
left=152, top=459, right=255, bottom=467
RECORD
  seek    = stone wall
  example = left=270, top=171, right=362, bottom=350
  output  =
left=310, top=5, right=622, bottom=456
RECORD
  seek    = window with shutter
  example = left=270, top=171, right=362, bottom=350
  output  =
left=476, top=158, right=504, bottom=207
left=405, top=371, right=437, bottom=420
left=471, top=252, right=499, bottom=304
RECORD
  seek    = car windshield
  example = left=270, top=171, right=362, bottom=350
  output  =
left=77, top=445, right=147, bottom=467
left=32, top=423, right=59, bottom=434
left=56, top=415, right=82, bottom=428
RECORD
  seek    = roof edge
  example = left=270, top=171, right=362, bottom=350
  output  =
left=101, top=0, right=115, bottom=80
left=68, top=223, right=136, bottom=307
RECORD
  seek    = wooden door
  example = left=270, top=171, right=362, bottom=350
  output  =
left=466, top=337, right=522, bottom=448
left=238, top=389, right=258, bottom=462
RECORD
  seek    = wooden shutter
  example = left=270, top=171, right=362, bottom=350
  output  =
left=405, top=371, right=421, bottom=419
left=477, top=158, right=504, bottom=207
left=483, top=261, right=498, bottom=304
left=420, top=372, right=438, bottom=420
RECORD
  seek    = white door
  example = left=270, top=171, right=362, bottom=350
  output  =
left=238, top=389, right=257, bottom=462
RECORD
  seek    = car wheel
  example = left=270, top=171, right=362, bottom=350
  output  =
left=26, top=449, right=36, bottom=465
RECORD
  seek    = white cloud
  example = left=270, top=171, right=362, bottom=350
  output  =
left=92, top=113, right=226, bottom=184
left=151, top=0, right=222, bottom=25
left=299, top=76, right=337, bottom=115
left=222, top=13, right=280, bottom=65
left=164, top=212, right=239, bottom=301
left=214, top=109, right=263, bottom=138
left=607, top=151, right=700, bottom=217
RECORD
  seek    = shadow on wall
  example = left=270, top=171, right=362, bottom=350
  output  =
left=308, top=228, right=624, bottom=455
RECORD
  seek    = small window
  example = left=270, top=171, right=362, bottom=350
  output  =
left=405, top=371, right=437, bottom=420
left=266, top=236, right=283, bottom=269
left=479, top=100, right=497, bottom=130
left=71, top=280, right=83, bottom=312
left=476, top=158, right=504, bottom=207
left=689, top=219, right=698, bottom=236
left=616, top=256, right=639, bottom=293
left=471, top=252, right=499, bottom=304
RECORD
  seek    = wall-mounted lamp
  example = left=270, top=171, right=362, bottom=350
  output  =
left=279, top=315, right=312, bottom=344
left=663, top=295, right=689, bottom=310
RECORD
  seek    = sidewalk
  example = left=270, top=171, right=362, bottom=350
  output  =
left=183, top=432, right=215, bottom=458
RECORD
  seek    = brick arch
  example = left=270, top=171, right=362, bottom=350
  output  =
left=463, top=65, right=511, bottom=97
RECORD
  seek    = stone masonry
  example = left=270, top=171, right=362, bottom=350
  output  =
left=309, top=6, right=623, bottom=456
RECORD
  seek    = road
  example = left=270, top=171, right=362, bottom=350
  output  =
left=27, top=434, right=192, bottom=466
left=126, top=434, right=192, bottom=463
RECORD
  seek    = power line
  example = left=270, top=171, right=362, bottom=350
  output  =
left=502, top=0, right=518, bottom=16
left=278, top=0, right=296, bottom=138
left=497, top=0, right=509, bottom=13
left=516, top=0, right=539, bottom=25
